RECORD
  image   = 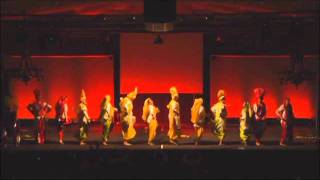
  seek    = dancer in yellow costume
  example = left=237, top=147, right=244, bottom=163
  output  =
left=167, top=87, right=179, bottom=144
left=167, top=86, right=189, bottom=145
left=142, top=98, right=159, bottom=146
left=191, top=98, right=206, bottom=145
left=100, top=95, right=117, bottom=146
left=119, top=87, right=138, bottom=146
left=78, top=89, right=91, bottom=145
left=239, top=102, right=253, bottom=146
left=211, top=90, right=227, bottom=146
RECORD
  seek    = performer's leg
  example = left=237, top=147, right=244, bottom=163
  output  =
left=84, top=123, right=88, bottom=142
left=240, top=128, right=246, bottom=145
left=218, top=130, right=225, bottom=146
left=287, top=122, right=293, bottom=144
left=102, top=124, right=108, bottom=145
left=102, top=120, right=113, bottom=145
left=38, top=119, right=45, bottom=144
left=123, top=124, right=134, bottom=146
left=33, top=118, right=40, bottom=143
left=254, top=121, right=265, bottom=146
left=260, top=121, right=266, bottom=144
left=102, top=121, right=107, bottom=142
left=215, top=119, right=225, bottom=145
left=57, top=121, right=64, bottom=144
left=175, top=116, right=189, bottom=139
left=80, top=123, right=88, bottom=145
left=148, top=120, right=158, bottom=145
left=239, top=121, right=247, bottom=145
left=122, top=117, right=133, bottom=146
left=168, top=115, right=178, bottom=144
left=12, top=112, right=20, bottom=145
left=59, top=130, right=64, bottom=144
left=126, top=116, right=136, bottom=142
left=280, top=121, right=287, bottom=146
left=194, top=126, right=198, bottom=145
left=175, top=116, right=181, bottom=137
left=195, top=126, right=204, bottom=145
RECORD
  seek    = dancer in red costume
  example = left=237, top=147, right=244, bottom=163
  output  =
left=55, top=96, right=68, bottom=144
left=27, top=89, right=52, bottom=144
left=252, top=88, right=267, bottom=146
left=276, top=97, right=295, bottom=146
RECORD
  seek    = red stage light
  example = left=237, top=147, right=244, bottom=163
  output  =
left=211, top=55, right=318, bottom=119
left=9, top=55, right=114, bottom=120
left=120, top=33, right=203, bottom=94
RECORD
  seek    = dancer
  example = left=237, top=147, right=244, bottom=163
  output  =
left=239, top=102, right=254, bottom=146
left=119, top=87, right=138, bottom=146
left=167, top=87, right=181, bottom=144
left=276, top=97, right=295, bottom=146
left=253, top=88, right=267, bottom=146
left=142, top=98, right=160, bottom=146
left=191, top=98, right=206, bottom=145
left=211, top=90, right=227, bottom=146
left=55, top=96, right=68, bottom=144
left=100, top=95, right=117, bottom=146
left=5, top=93, right=19, bottom=145
left=27, top=89, right=52, bottom=144
left=78, top=89, right=91, bottom=145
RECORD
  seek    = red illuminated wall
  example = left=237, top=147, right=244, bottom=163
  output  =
left=8, top=56, right=114, bottom=120
left=120, top=33, right=203, bottom=94
left=210, top=55, right=319, bottom=119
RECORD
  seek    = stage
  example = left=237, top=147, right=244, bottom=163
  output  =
left=2, top=121, right=319, bottom=179
left=1, top=1, right=319, bottom=179
left=2, top=120, right=319, bottom=149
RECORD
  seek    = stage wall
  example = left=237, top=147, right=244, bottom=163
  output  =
left=210, top=55, right=319, bottom=119
left=8, top=55, right=114, bottom=120
left=120, top=33, right=203, bottom=94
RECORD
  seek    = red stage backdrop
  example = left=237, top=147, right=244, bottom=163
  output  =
left=210, top=55, right=319, bottom=119
left=120, top=33, right=203, bottom=94
left=8, top=55, right=114, bottom=120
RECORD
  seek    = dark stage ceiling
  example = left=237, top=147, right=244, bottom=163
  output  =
left=1, top=0, right=318, bottom=31
left=1, top=0, right=318, bottom=55
left=1, top=0, right=318, bottom=16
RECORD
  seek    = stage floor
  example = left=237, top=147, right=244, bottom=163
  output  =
left=2, top=122, right=319, bottom=179
left=2, top=122, right=319, bottom=150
